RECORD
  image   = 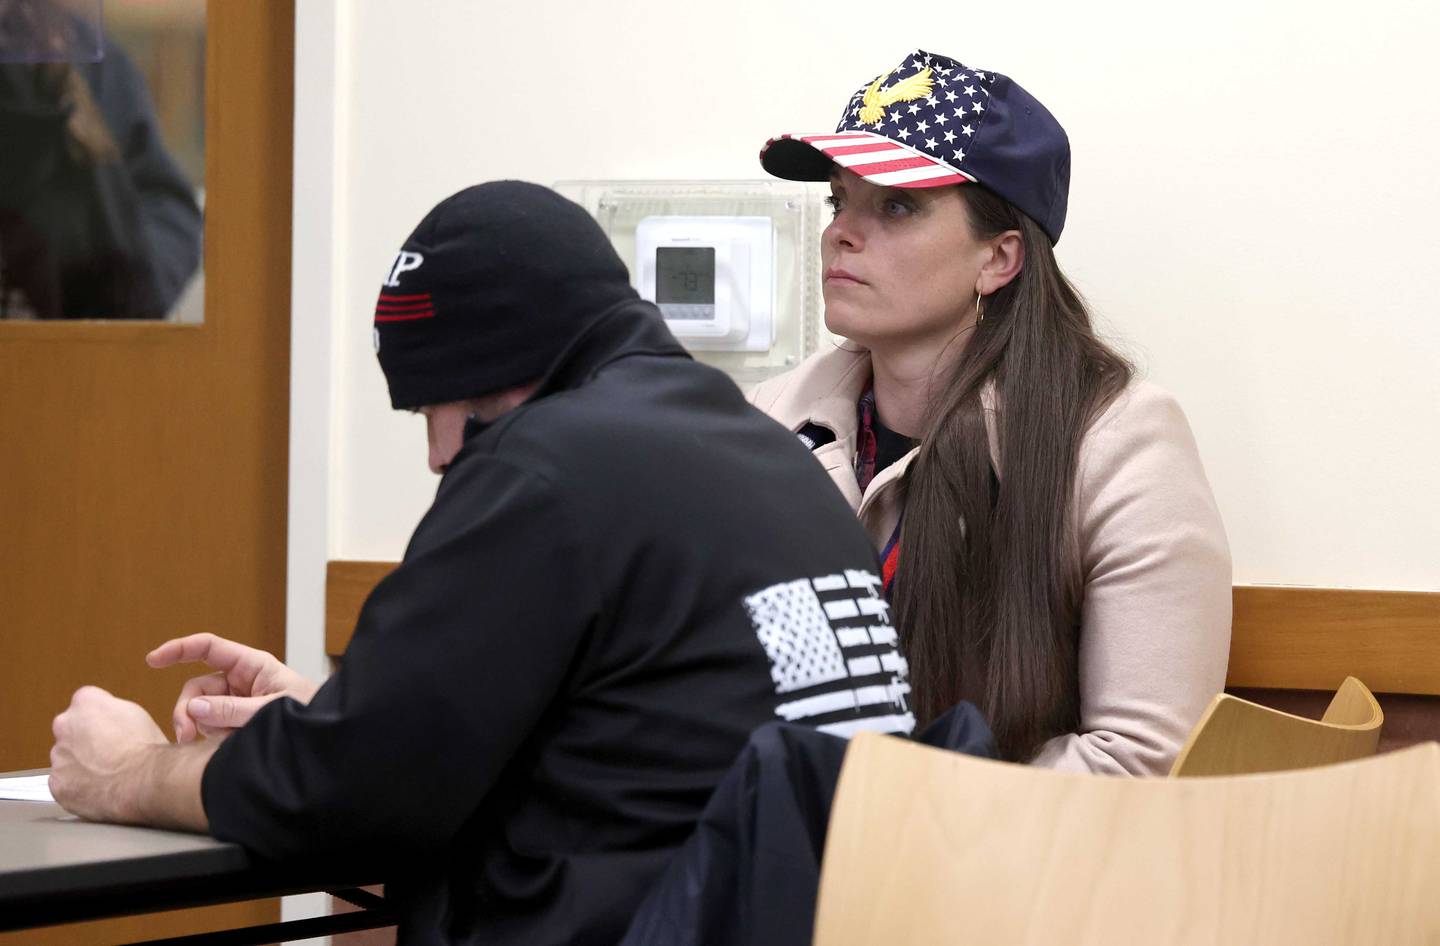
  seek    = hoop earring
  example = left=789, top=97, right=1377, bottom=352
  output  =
left=975, top=290, right=984, bottom=324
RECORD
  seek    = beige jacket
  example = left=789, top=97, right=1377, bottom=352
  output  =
left=751, top=344, right=1232, bottom=776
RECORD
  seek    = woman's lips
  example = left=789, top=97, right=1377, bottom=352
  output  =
left=824, top=267, right=866, bottom=285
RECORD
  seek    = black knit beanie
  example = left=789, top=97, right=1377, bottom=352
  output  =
left=373, top=181, right=639, bottom=409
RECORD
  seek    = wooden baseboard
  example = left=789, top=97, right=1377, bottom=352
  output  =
left=324, top=561, right=1440, bottom=696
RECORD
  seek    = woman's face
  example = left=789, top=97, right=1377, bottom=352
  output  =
left=821, top=168, right=989, bottom=351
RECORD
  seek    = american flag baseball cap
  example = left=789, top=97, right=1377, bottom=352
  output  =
left=760, top=49, right=1072, bottom=243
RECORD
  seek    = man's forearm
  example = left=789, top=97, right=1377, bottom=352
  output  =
left=126, top=739, right=220, bottom=833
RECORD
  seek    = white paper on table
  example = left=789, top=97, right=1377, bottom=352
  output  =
left=0, top=775, right=54, bottom=803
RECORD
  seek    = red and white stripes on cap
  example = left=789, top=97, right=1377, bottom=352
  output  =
left=760, top=131, right=974, bottom=188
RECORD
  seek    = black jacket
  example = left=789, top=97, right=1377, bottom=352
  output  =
left=621, top=705, right=996, bottom=946
left=204, top=305, right=915, bottom=945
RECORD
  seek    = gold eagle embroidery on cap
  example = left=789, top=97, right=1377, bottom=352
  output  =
left=858, top=65, right=934, bottom=125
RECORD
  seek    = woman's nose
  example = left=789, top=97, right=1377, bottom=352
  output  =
left=823, top=211, right=862, bottom=253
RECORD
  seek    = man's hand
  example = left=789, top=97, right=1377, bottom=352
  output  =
left=49, top=686, right=169, bottom=823
left=50, top=686, right=215, bottom=831
left=147, top=633, right=320, bottom=742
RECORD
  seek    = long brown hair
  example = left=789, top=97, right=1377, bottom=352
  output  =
left=894, top=185, right=1131, bottom=761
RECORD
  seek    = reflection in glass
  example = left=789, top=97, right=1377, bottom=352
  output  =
left=0, top=0, right=204, bottom=322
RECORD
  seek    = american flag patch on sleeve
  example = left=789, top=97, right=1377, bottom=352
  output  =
left=744, top=570, right=915, bottom=737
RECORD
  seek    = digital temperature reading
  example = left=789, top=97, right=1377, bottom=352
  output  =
left=655, top=247, right=716, bottom=313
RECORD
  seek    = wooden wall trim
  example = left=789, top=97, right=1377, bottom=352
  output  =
left=325, top=562, right=1440, bottom=695
left=1227, top=587, right=1440, bottom=694
left=326, top=561, right=397, bottom=657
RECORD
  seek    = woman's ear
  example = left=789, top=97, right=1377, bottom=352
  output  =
left=978, top=230, right=1025, bottom=296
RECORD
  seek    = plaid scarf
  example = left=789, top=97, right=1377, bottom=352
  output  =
left=854, top=386, right=881, bottom=491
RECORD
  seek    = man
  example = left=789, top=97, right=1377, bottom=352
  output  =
left=49, top=182, right=915, bottom=945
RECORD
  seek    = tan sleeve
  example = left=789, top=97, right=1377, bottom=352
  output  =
left=1030, top=382, right=1232, bottom=776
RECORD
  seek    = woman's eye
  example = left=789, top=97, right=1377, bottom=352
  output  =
left=883, top=198, right=915, bottom=217
left=824, top=195, right=842, bottom=217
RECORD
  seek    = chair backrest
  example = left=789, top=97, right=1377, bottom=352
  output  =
left=813, top=732, right=1440, bottom=946
left=1169, top=676, right=1383, bottom=777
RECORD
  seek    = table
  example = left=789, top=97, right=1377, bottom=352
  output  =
left=0, top=773, right=395, bottom=946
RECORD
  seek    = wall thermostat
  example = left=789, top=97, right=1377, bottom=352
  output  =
left=636, top=215, right=774, bottom=352
left=555, top=179, right=827, bottom=385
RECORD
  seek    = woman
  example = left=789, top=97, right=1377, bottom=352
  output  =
left=621, top=50, right=1232, bottom=946
left=752, top=49, right=1231, bottom=774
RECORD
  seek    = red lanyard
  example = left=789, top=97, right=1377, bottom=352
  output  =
left=879, top=511, right=903, bottom=595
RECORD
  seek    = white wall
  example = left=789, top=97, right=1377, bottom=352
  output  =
left=291, top=0, right=1440, bottom=622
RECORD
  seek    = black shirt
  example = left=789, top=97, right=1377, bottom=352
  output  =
left=869, top=412, right=918, bottom=481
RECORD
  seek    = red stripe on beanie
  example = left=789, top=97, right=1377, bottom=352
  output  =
left=375, top=310, right=436, bottom=322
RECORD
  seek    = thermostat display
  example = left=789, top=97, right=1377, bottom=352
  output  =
left=655, top=247, right=715, bottom=313
left=636, top=215, right=775, bottom=352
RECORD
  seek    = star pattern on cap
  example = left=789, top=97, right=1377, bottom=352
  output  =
left=832, top=50, right=998, bottom=175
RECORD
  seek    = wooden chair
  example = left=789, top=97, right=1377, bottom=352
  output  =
left=813, top=731, right=1440, bottom=946
left=1170, top=676, right=1383, bottom=776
